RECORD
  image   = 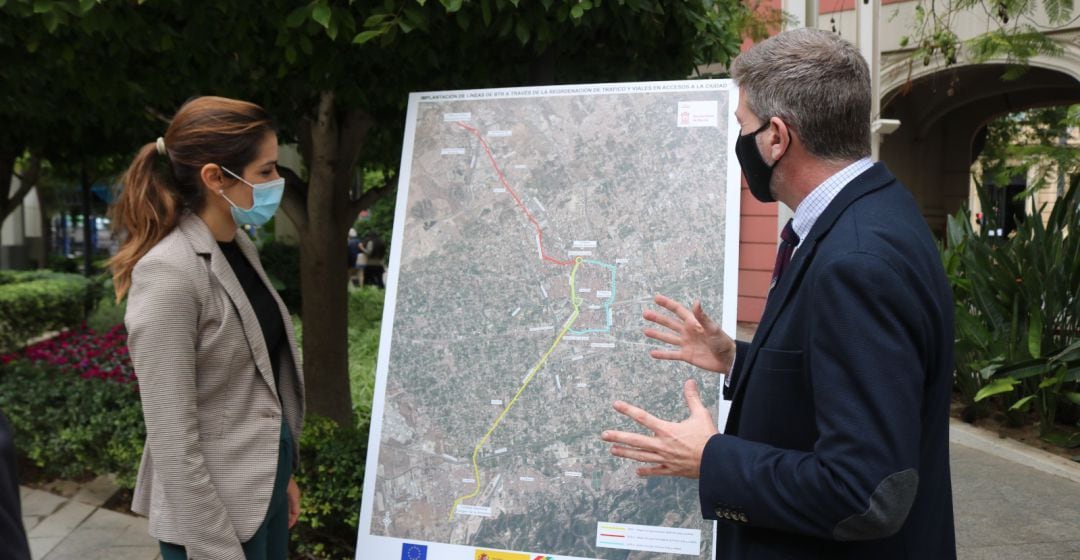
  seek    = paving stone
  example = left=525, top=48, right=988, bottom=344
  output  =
left=38, top=480, right=80, bottom=498
left=27, top=501, right=94, bottom=538
left=22, top=515, right=42, bottom=532
left=41, top=509, right=157, bottom=560
left=72, top=507, right=151, bottom=546
left=958, top=541, right=1080, bottom=560
left=28, top=535, right=64, bottom=560
left=19, top=488, right=67, bottom=517
left=952, top=444, right=1080, bottom=559
left=72, top=474, right=119, bottom=507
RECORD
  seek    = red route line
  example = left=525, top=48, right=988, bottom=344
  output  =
left=457, top=122, right=573, bottom=266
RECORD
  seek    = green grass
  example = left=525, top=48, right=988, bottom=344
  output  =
left=347, top=287, right=383, bottom=424
left=291, top=287, right=383, bottom=428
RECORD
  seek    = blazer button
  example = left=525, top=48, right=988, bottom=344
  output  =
left=738, top=513, right=748, bottom=523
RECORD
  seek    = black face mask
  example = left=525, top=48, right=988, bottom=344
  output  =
left=735, top=121, right=778, bottom=203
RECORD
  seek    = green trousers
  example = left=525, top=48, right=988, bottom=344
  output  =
left=160, top=419, right=294, bottom=560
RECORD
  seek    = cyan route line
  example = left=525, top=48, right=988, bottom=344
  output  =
left=568, top=259, right=618, bottom=335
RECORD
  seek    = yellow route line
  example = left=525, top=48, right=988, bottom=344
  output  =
left=448, top=258, right=585, bottom=521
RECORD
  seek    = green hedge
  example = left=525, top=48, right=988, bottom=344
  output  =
left=0, top=360, right=144, bottom=488
left=0, top=271, right=96, bottom=353
left=291, top=416, right=368, bottom=560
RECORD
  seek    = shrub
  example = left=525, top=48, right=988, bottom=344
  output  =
left=946, top=179, right=1080, bottom=439
left=47, top=254, right=80, bottom=274
left=87, top=295, right=127, bottom=335
left=291, top=415, right=369, bottom=560
left=0, top=271, right=95, bottom=352
left=0, top=359, right=144, bottom=488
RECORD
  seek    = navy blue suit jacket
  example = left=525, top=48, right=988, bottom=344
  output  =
left=702, top=164, right=956, bottom=559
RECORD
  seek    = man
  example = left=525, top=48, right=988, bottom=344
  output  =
left=1, top=407, right=32, bottom=560
left=601, top=28, right=956, bottom=559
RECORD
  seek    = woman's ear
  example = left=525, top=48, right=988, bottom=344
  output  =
left=200, top=163, right=226, bottom=192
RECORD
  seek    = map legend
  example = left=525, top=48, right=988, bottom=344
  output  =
left=595, top=522, right=702, bottom=556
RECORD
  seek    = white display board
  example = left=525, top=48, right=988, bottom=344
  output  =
left=359, top=80, right=742, bottom=560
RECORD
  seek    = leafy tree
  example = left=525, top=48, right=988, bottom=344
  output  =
left=900, top=0, right=1076, bottom=80
left=978, top=105, right=1080, bottom=193
left=0, top=1, right=160, bottom=266
left=1, top=0, right=753, bottom=425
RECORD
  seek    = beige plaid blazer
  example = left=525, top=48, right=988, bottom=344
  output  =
left=125, top=213, right=304, bottom=560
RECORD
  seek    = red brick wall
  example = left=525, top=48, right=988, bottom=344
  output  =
left=735, top=0, right=783, bottom=323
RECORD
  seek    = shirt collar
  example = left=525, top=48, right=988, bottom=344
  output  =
left=791, top=158, right=873, bottom=246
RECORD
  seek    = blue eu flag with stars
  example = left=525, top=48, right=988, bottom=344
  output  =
left=401, top=543, right=428, bottom=560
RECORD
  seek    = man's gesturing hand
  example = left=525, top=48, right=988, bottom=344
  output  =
left=601, top=379, right=719, bottom=479
left=643, top=295, right=736, bottom=374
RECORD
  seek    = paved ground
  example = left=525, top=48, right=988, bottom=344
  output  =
left=17, top=422, right=1080, bottom=559
left=21, top=476, right=160, bottom=560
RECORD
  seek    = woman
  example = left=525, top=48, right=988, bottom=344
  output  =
left=110, top=96, right=304, bottom=560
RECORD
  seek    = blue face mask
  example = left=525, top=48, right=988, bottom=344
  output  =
left=219, top=166, right=285, bottom=227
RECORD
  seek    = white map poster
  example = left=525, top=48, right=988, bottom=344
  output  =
left=359, top=80, right=741, bottom=560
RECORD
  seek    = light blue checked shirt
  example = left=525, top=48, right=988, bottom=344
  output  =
left=791, top=158, right=874, bottom=255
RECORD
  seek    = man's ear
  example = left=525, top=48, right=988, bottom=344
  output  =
left=766, top=117, right=792, bottom=162
left=200, top=163, right=227, bottom=191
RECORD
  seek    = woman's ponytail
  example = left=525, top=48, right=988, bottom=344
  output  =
left=109, top=141, right=182, bottom=301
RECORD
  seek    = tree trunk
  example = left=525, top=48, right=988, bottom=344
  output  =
left=0, top=151, right=40, bottom=253
left=296, top=92, right=356, bottom=427
left=289, top=92, right=397, bottom=427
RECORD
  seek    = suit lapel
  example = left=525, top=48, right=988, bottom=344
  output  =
left=726, top=163, right=896, bottom=431
left=179, top=215, right=278, bottom=398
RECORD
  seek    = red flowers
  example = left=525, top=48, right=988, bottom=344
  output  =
left=3, top=324, right=136, bottom=385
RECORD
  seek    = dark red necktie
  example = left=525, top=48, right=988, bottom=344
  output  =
left=771, top=219, right=799, bottom=290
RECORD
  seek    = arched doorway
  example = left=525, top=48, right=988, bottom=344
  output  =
left=878, top=53, right=1080, bottom=235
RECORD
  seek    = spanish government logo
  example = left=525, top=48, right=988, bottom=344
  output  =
left=474, top=549, right=529, bottom=560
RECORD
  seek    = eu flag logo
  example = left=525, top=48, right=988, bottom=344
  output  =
left=401, top=543, right=428, bottom=560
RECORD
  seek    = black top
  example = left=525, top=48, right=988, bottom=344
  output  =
left=218, top=240, right=286, bottom=395
left=1, top=408, right=31, bottom=560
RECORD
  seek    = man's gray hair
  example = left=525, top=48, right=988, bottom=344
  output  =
left=732, top=28, right=871, bottom=161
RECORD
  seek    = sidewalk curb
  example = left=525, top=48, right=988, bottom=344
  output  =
left=949, top=418, right=1080, bottom=484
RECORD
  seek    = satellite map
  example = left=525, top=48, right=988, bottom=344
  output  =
left=359, top=81, right=740, bottom=560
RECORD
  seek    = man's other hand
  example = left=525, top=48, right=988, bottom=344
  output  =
left=602, top=379, right=719, bottom=479
left=643, top=294, right=735, bottom=373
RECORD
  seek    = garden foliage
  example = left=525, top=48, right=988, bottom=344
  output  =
left=292, top=415, right=369, bottom=560
left=0, top=270, right=96, bottom=352
left=0, top=358, right=144, bottom=488
left=943, top=179, right=1079, bottom=438
left=0, top=284, right=386, bottom=558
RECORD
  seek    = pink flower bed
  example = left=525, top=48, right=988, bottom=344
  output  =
left=0, top=325, right=136, bottom=384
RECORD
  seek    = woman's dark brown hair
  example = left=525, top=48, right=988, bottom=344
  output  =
left=109, top=96, right=275, bottom=300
